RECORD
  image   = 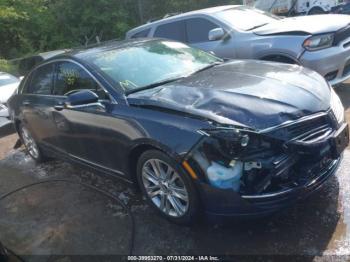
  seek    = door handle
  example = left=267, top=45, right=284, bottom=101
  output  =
left=22, top=101, right=30, bottom=106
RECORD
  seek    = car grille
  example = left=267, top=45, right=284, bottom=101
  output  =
left=267, top=113, right=335, bottom=141
left=286, top=115, right=331, bottom=139
left=244, top=113, right=339, bottom=196
left=334, top=25, right=350, bottom=46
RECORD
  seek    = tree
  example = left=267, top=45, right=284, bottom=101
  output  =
left=47, top=0, right=135, bottom=47
left=0, top=0, right=242, bottom=60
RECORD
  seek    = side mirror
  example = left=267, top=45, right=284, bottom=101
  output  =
left=66, top=90, right=99, bottom=107
left=208, top=28, right=225, bottom=41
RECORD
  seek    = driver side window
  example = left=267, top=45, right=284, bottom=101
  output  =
left=54, top=62, right=107, bottom=99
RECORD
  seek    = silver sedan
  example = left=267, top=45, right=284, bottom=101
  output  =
left=126, top=5, right=350, bottom=86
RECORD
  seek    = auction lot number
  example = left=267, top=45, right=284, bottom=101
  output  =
left=128, top=256, right=220, bottom=261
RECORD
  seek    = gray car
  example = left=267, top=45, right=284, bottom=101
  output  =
left=126, top=5, right=350, bottom=85
left=0, top=72, right=20, bottom=118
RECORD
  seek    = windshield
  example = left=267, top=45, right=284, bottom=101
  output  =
left=215, top=6, right=280, bottom=31
left=0, top=73, right=19, bottom=87
left=82, top=40, right=222, bottom=93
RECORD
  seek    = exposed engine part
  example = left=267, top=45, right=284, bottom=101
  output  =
left=244, top=161, right=262, bottom=171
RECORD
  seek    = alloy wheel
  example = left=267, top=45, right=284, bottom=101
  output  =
left=142, top=159, right=189, bottom=217
left=21, top=126, right=40, bottom=159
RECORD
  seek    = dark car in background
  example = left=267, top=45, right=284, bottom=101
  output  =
left=331, top=2, right=350, bottom=14
left=8, top=39, right=349, bottom=224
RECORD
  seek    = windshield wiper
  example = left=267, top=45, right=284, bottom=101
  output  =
left=247, top=23, right=268, bottom=31
left=190, top=61, right=223, bottom=76
left=126, top=77, right=185, bottom=95
left=126, top=62, right=222, bottom=95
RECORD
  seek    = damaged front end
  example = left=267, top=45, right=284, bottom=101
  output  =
left=184, top=110, right=349, bottom=215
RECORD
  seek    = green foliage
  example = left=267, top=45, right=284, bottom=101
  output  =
left=139, top=0, right=241, bottom=22
left=0, top=59, right=17, bottom=75
left=0, top=0, right=242, bottom=59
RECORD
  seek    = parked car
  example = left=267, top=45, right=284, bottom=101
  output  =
left=126, top=5, right=350, bottom=85
left=0, top=72, right=20, bottom=118
left=8, top=39, right=349, bottom=224
left=331, top=1, right=350, bottom=14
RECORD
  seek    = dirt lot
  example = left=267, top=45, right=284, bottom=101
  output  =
left=0, top=84, right=350, bottom=260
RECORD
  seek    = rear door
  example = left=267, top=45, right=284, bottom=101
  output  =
left=20, top=63, right=59, bottom=149
left=153, top=20, right=186, bottom=42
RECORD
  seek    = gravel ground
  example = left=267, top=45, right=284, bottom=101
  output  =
left=0, top=84, right=349, bottom=260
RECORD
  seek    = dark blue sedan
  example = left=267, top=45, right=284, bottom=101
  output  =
left=8, top=39, right=349, bottom=224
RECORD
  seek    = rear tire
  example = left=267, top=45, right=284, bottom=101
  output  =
left=18, top=124, right=47, bottom=163
left=136, top=150, right=199, bottom=225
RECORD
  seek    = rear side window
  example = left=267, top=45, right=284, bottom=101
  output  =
left=26, top=64, right=54, bottom=95
left=53, top=62, right=104, bottom=98
left=130, top=28, right=151, bottom=38
left=154, top=21, right=186, bottom=42
left=186, top=18, right=219, bottom=43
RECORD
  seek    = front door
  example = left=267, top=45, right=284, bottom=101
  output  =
left=50, top=61, right=125, bottom=174
left=185, top=18, right=235, bottom=59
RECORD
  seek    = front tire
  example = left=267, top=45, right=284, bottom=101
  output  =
left=137, top=150, right=199, bottom=225
left=19, top=124, right=46, bottom=163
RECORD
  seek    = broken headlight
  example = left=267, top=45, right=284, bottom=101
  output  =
left=188, top=129, right=275, bottom=192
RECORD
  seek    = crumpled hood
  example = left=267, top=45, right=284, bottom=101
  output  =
left=254, top=14, right=350, bottom=35
left=128, top=60, right=331, bottom=130
left=0, top=83, right=19, bottom=103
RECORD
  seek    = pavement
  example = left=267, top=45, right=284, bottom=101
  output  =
left=0, top=84, right=350, bottom=260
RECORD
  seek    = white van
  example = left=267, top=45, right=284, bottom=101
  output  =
left=244, top=0, right=341, bottom=15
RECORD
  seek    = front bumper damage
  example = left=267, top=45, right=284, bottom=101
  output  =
left=185, top=111, right=349, bottom=217
left=196, top=156, right=341, bottom=217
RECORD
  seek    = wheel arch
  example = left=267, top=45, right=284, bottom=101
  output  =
left=260, top=54, right=300, bottom=65
left=127, top=140, right=182, bottom=188
left=308, top=6, right=326, bottom=15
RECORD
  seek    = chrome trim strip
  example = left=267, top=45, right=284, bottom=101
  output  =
left=258, top=110, right=331, bottom=134
left=198, top=111, right=333, bottom=135
left=21, top=93, right=66, bottom=98
left=66, top=102, right=105, bottom=109
left=69, top=153, right=125, bottom=176
left=241, top=188, right=295, bottom=199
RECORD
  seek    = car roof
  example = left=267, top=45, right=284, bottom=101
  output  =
left=44, top=38, right=161, bottom=61
left=127, top=5, right=240, bottom=36
left=38, top=49, right=69, bottom=60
